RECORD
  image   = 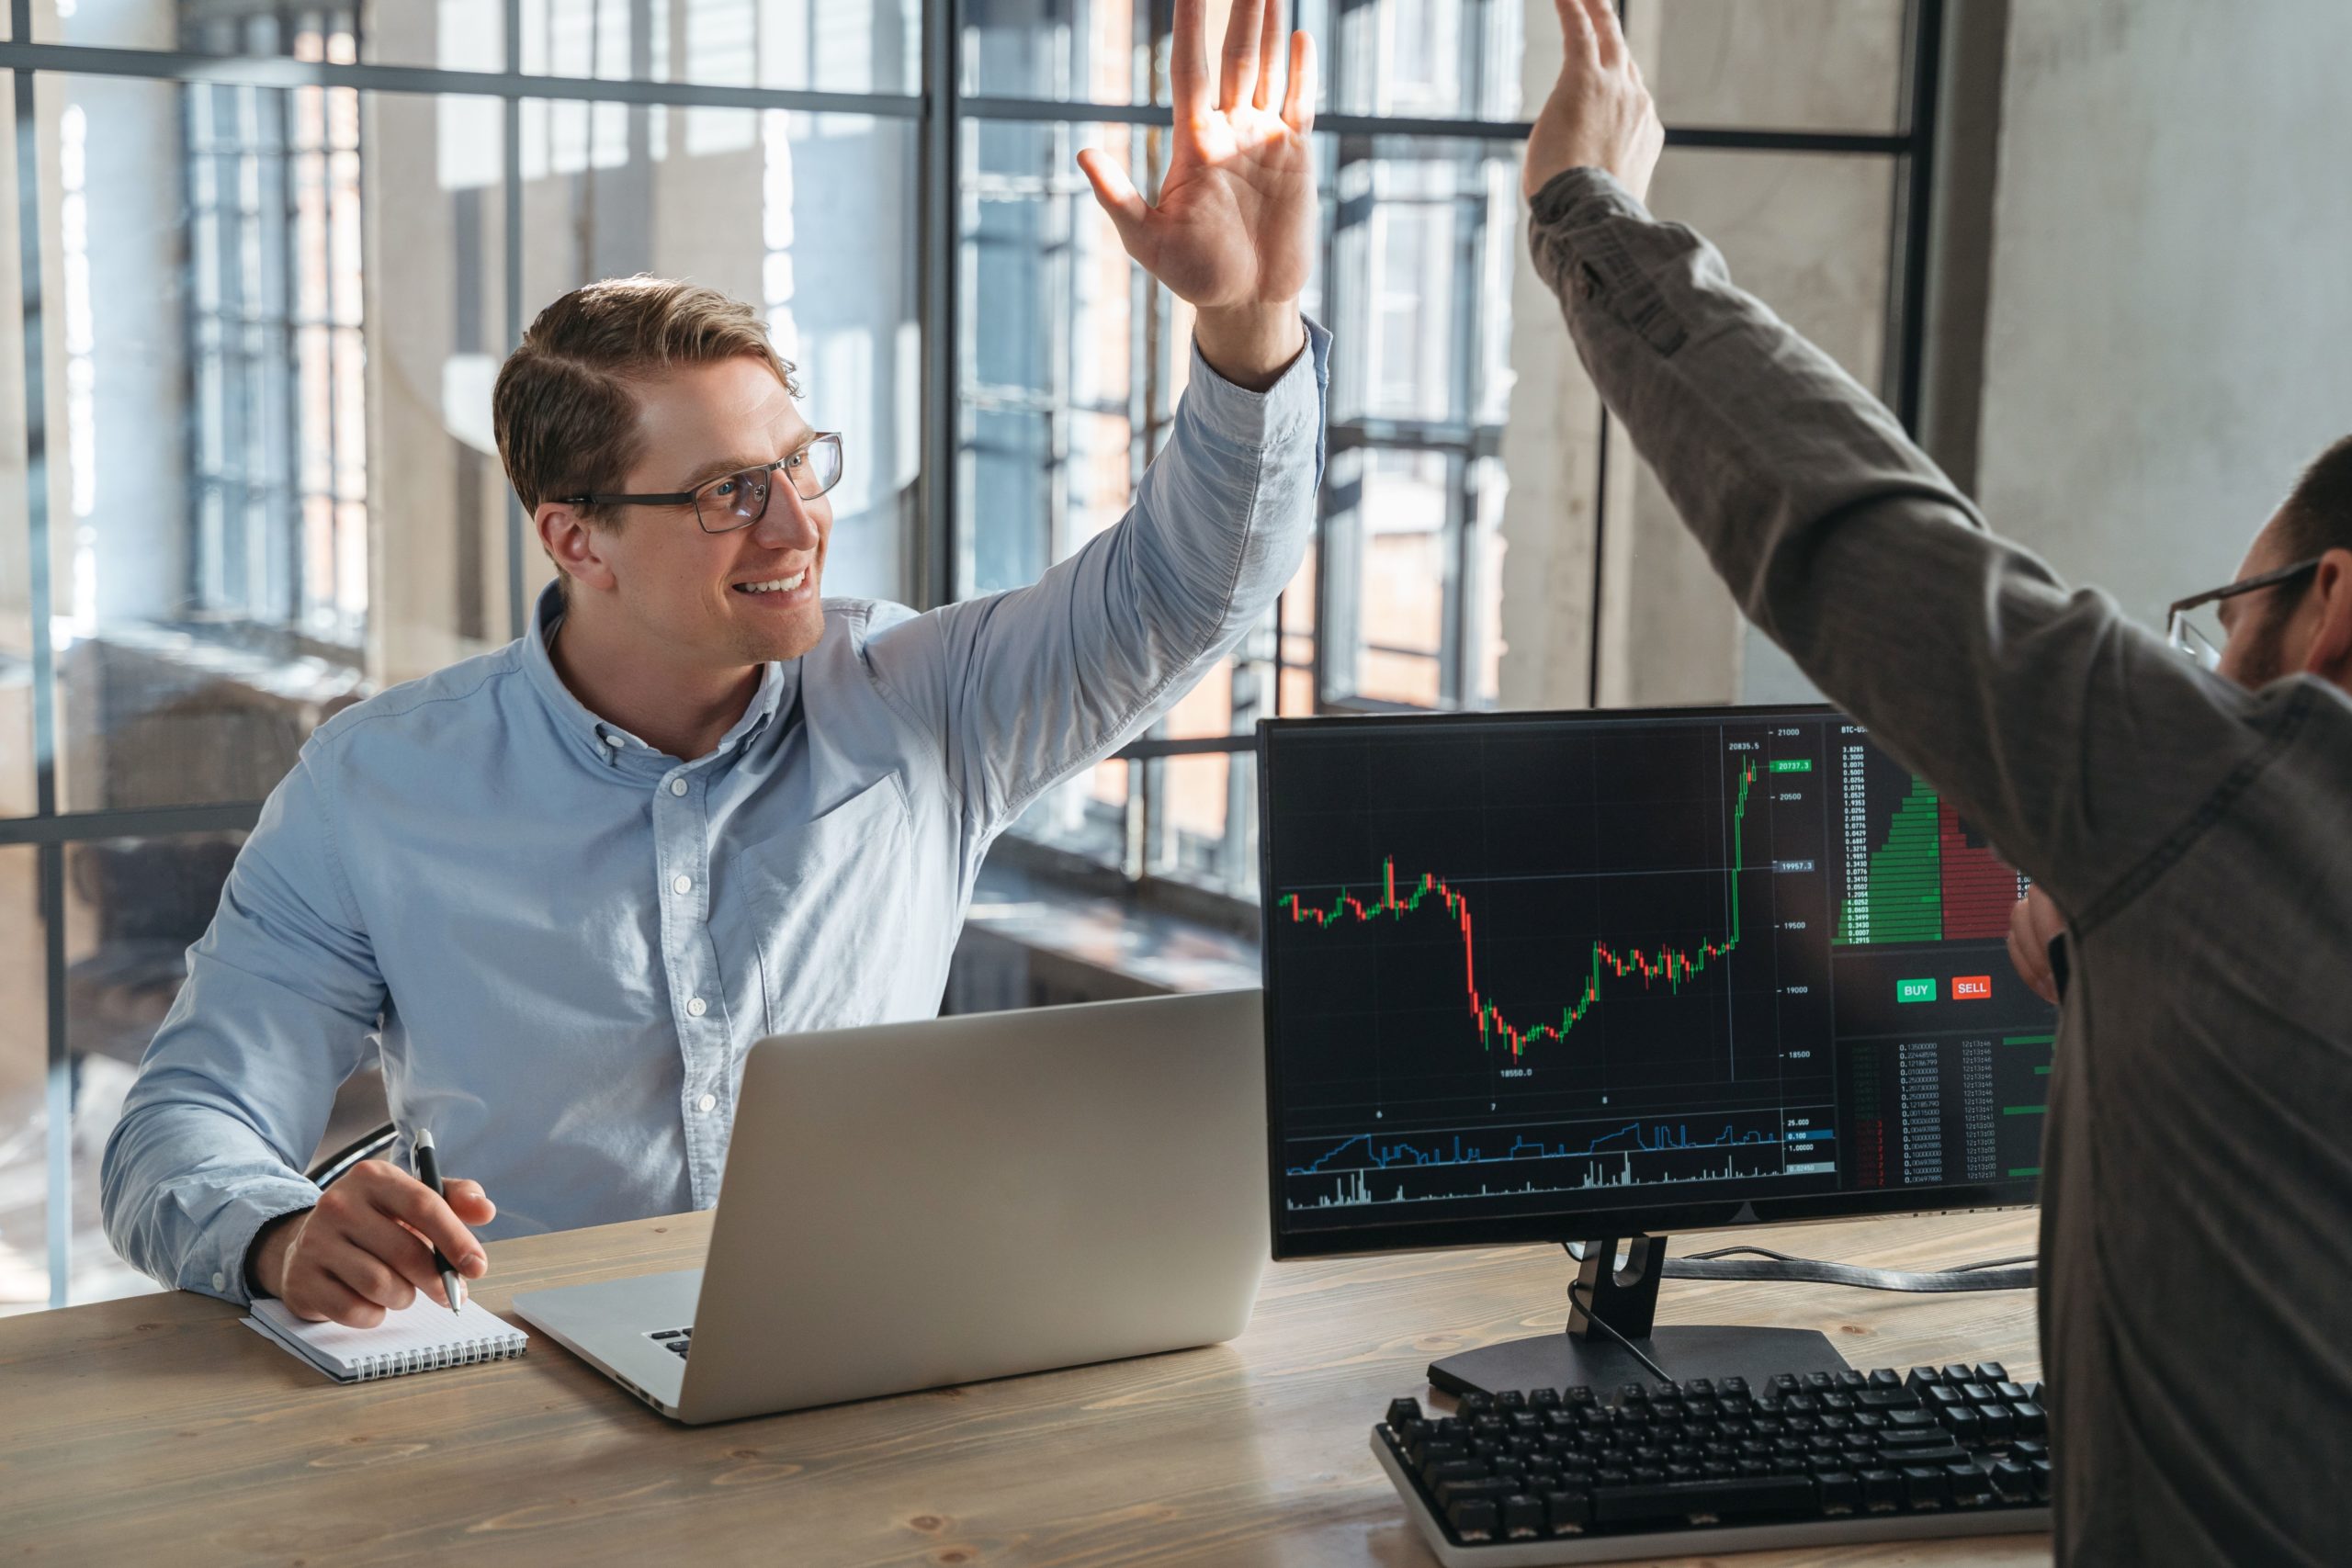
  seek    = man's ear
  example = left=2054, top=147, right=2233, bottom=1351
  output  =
left=2301, top=547, right=2352, bottom=688
left=537, top=502, right=616, bottom=594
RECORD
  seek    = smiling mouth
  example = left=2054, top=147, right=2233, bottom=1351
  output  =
left=732, top=569, right=808, bottom=595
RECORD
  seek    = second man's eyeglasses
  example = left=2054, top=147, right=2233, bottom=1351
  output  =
left=563, top=433, right=843, bottom=534
left=2164, top=556, right=2321, bottom=671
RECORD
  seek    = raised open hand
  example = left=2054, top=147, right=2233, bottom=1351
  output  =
left=1078, top=0, right=1318, bottom=385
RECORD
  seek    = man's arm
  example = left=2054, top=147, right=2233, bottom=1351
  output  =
left=100, top=746, right=396, bottom=1305
left=1515, top=0, right=2277, bottom=918
left=864, top=0, right=1327, bottom=837
left=869, top=321, right=1326, bottom=835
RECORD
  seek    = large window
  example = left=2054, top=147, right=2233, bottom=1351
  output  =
left=0, top=0, right=1942, bottom=1311
left=970, top=0, right=1943, bottom=906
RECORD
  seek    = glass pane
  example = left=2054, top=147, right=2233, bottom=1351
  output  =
left=1327, top=446, right=1450, bottom=706
left=1156, top=747, right=1257, bottom=897
left=40, top=75, right=514, bottom=810
left=522, top=0, right=921, bottom=96
left=61, top=833, right=240, bottom=1307
left=964, top=0, right=1524, bottom=122
left=1302, top=0, right=1523, bottom=122
left=957, top=118, right=1167, bottom=598
left=32, top=0, right=488, bottom=72
left=521, top=104, right=921, bottom=602
left=0, top=847, right=48, bottom=1313
left=1326, top=136, right=1518, bottom=428
left=0, top=72, right=32, bottom=820
left=1632, top=0, right=1908, bottom=135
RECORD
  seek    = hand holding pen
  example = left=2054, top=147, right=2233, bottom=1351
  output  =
left=245, top=1128, right=497, bottom=1327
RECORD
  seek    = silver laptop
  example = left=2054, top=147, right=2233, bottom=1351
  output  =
left=512, top=988, right=1270, bottom=1424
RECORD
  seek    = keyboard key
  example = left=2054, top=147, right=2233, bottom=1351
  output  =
left=1900, top=1465, right=1950, bottom=1509
left=1815, top=1471, right=1860, bottom=1514
left=1860, top=1469, right=1905, bottom=1512
left=1529, top=1387, right=1563, bottom=1410
left=1446, top=1497, right=1499, bottom=1540
left=1498, top=1390, right=1527, bottom=1412
left=1973, top=1362, right=2008, bottom=1383
left=2030, top=1458, right=2052, bottom=1502
left=1867, top=1367, right=1903, bottom=1389
left=1990, top=1460, right=2035, bottom=1502
left=1385, top=1397, right=1422, bottom=1428
left=1499, top=1494, right=1545, bottom=1539
left=1592, top=1476, right=1815, bottom=1525
left=1435, top=1477, right=1515, bottom=1511
left=1544, top=1488, right=1592, bottom=1533
left=1460, top=1392, right=1496, bottom=1417
left=1949, top=1462, right=1995, bottom=1506
left=2012, top=1401, right=2049, bottom=1437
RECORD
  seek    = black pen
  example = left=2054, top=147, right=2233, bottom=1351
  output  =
left=413, top=1129, right=468, bottom=1314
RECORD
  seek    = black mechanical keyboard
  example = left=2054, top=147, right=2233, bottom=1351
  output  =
left=1373, top=1364, right=2052, bottom=1564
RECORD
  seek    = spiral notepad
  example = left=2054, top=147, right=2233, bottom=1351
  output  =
left=242, top=1295, right=529, bottom=1383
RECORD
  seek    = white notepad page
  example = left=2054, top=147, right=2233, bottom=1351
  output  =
left=243, top=1295, right=529, bottom=1382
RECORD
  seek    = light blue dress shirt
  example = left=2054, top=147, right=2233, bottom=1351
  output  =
left=100, top=323, right=1329, bottom=1304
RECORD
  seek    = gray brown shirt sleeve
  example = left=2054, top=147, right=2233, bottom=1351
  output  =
left=1528, top=167, right=2352, bottom=1567
left=1524, top=167, right=2278, bottom=926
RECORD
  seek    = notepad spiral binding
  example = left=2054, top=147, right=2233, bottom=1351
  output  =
left=351, top=1337, right=526, bottom=1382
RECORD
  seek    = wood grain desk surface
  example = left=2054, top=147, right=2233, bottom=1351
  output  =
left=1, top=1208, right=2048, bottom=1567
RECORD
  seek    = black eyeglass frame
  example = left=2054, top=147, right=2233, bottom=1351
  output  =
left=2164, top=556, right=2324, bottom=667
left=560, top=432, right=844, bottom=534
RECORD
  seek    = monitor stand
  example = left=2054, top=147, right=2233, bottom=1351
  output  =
left=1427, top=1235, right=1851, bottom=1398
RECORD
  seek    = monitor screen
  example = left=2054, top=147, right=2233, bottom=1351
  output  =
left=1257, top=705, right=2057, bottom=1258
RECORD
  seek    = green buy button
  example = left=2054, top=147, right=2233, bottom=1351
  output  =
left=1896, top=977, right=1938, bottom=1003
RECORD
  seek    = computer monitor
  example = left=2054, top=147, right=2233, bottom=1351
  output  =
left=1256, top=704, right=2056, bottom=1393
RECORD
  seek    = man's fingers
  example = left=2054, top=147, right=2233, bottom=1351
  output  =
left=352, top=1211, right=467, bottom=1303
left=2007, top=898, right=2060, bottom=1004
left=1170, top=0, right=1213, bottom=118
left=285, top=1272, right=379, bottom=1327
left=1220, top=0, right=1264, bottom=113
left=324, top=1247, right=416, bottom=1314
left=1280, top=30, right=1317, bottom=135
left=1252, top=0, right=1284, bottom=110
left=367, top=1167, right=487, bottom=1275
left=1077, top=150, right=1151, bottom=252
left=444, top=1179, right=497, bottom=1224
left=1581, top=0, right=1626, bottom=67
left=1555, top=0, right=1599, bottom=62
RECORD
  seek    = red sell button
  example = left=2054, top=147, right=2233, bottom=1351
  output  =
left=1953, top=975, right=1993, bottom=1000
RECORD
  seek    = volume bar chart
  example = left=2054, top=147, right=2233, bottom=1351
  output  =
left=1283, top=1111, right=1836, bottom=1211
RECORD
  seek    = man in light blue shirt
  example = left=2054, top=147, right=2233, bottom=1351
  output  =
left=101, top=0, right=1327, bottom=1327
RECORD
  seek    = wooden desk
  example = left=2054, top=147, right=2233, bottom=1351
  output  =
left=1, top=1209, right=2048, bottom=1566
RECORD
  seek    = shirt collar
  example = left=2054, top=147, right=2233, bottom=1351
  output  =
left=519, top=581, right=797, bottom=773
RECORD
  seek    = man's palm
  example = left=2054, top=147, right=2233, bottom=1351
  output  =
left=1078, top=0, right=1318, bottom=310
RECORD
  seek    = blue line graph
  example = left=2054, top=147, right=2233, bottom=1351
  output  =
left=1290, top=1121, right=1778, bottom=1179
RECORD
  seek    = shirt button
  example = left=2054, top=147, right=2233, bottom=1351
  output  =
left=669, top=778, right=688, bottom=796
left=696, top=1093, right=717, bottom=1113
left=604, top=732, right=625, bottom=748
left=686, top=997, right=707, bottom=1017
left=211, top=1270, right=226, bottom=1291
left=673, top=874, right=693, bottom=895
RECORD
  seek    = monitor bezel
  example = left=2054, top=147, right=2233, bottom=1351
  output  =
left=1255, top=702, right=2043, bottom=1262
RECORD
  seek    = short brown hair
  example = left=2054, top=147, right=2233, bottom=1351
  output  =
left=492, top=276, right=799, bottom=529
left=2276, top=432, right=2352, bottom=560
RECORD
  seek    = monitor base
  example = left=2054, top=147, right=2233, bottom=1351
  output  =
left=1428, top=1323, right=1850, bottom=1399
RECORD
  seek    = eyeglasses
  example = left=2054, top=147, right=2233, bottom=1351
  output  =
left=562, top=433, right=843, bottom=534
left=2164, top=556, right=2322, bottom=670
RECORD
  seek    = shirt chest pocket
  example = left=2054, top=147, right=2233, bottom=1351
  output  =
left=729, top=776, right=917, bottom=1036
